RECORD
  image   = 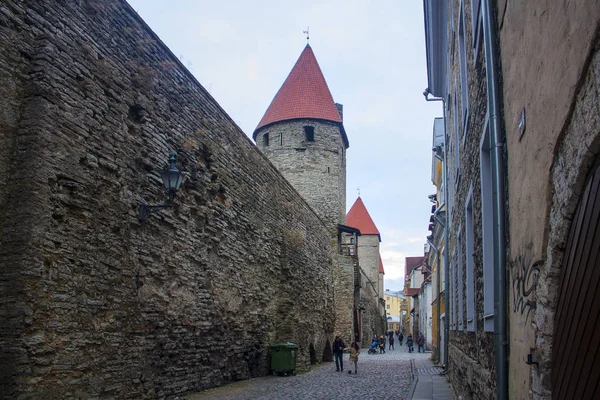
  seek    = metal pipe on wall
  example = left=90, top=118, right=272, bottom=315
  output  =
left=424, top=93, right=448, bottom=368
left=481, top=1, right=508, bottom=399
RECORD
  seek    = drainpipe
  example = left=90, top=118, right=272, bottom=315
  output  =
left=481, top=1, right=508, bottom=399
left=424, top=91, right=448, bottom=369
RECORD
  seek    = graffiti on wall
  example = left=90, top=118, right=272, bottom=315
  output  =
left=510, top=246, right=541, bottom=324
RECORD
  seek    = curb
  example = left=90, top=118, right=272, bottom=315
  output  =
left=407, top=359, right=418, bottom=400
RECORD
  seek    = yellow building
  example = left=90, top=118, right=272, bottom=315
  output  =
left=384, top=290, right=406, bottom=332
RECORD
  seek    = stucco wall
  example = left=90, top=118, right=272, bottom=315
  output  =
left=499, top=1, right=600, bottom=398
left=0, top=1, right=335, bottom=398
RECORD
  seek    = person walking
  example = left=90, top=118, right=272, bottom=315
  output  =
left=406, top=334, right=414, bottom=353
left=417, top=332, right=426, bottom=353
left=399, top=332, right=404, bottom=346
left=333, top=336, right=345, bottom=372
left=389, top=333, right=395, bottom=350
left=378, top=335, right=386, bottom=354
left=348, top=341, right=360, bottom=374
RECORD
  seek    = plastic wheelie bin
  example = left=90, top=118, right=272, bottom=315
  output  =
left=269, top=342, right=298, bottom=376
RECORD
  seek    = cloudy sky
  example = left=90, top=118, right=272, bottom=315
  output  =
left=127, top=0, right=442, bottom=292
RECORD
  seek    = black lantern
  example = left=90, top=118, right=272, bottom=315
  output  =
left=139, top=154, right=184, bottom=222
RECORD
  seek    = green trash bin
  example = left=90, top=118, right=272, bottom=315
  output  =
left=269, top=342, right=298, bottom=376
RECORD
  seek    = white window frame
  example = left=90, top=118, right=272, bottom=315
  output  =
left=465, top=185, right=476, bottom=332
left=458, top=0, right=469, bottom=142
left=480, top=114, right=495, bottom=332
left=457, top=228, right=464, bottom=331
left=470, top=0, right=482, bottom=66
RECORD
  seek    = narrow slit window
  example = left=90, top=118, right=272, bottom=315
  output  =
left=279, top=132, right=283, bottom=145
left=263, top=132, right=269, bottom=147
left=304, top=126, right=315, bottom=142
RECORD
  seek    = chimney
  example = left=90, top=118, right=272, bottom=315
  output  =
left=335, top=103, right=343, bottom=121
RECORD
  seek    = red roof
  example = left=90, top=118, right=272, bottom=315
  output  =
left=405, top=256, right=425, bottom=276
left=379, top=255, right=385, bottom=274
left=346, top=197, right=380, bottom=239
left=405, top=288, right=420, bottom=297
left=254, top=45, right=342, bottom=136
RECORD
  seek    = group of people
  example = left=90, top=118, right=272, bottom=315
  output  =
left=371, top=331, right=426, bottom=353
left=332, top=331, right=428, bottom=374
left=332, top=336, right=360, bottom=374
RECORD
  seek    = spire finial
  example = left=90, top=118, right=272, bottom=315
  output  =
left=357, top=187, right=360, bottom=197
left=303, top=27, right=309, bottom=44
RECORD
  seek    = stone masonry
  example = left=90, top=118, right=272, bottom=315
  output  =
left=256, top=119, right=347, bottom=231
left=0, top=1, right=336, bottom=398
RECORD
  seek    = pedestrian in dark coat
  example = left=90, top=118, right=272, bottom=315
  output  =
left=417, top=333, right=426, bottom=353
left=406, top=334, right=414, bottom=353
left=333, top=336, right=345, bottom=372
left=399, top=332, right=404, bottom=346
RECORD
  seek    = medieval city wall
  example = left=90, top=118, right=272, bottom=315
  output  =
left=256, top=119, right=346, bottom=229
left=0, top=1, right=335, bottom=398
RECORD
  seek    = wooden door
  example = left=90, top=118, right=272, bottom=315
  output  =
left=551, top=161, right=600, bottom=399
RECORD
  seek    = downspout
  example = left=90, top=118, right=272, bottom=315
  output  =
left=425, top=92, right=448, bottom=368
left=481, top=1, right=508, bottom=399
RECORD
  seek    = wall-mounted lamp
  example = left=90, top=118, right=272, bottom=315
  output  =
left=139, top=154, right=185, bottom=222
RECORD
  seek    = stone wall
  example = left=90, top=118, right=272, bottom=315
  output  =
left=0, top=1, right=335, bottom=398
left=332, top=252, right=356, bottom=344
left=534, top=40, right=600, bottom=399
left=444, top=0, right=495, bottom=398
left=356, top=235, right=380, bottom=295
left=256, top=119, right=346, bottom=230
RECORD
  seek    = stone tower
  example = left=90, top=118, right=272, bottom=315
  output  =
left=253, top=44, right=349, bottom=229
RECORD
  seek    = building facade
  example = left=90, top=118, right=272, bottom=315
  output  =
left=423, top=1, right=600, bottom=399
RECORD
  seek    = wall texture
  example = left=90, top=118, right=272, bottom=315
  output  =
left=256, top=119, right=347, bottom=231
left=0, top=1, right=335, bottom=398
left=499, top=1, right=600, bottom=398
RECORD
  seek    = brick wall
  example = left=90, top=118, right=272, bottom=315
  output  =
left=0, top=1, right=335, bottom=398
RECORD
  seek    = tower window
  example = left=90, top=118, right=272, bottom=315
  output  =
left=279, top=132, right=283, bottom=145
left=263, top=132, right=269, bottom=147
left=304, top=126, right=315, bottom=142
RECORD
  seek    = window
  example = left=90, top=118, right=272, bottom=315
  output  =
left=480, top=115, right=495, bottom=332
left=279, top=132, right=283, bottom=145
left=457, top=229, right=464, bottom=331
left=386, top=305, right=390, bottom=310
left=304, top=126, right=315, bottom=142
left=465, top=185, right=476, bottom=332
left=471, top=0, right=482, bottom=60
left=458, top=0, right=469, bottom=140
left=263, top=132, right=269, bottom=147
left=453, top=87, right=461, bottom=182
left=450, top=251, right=456, bottom=330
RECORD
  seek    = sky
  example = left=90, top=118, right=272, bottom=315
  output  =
left=127, top=0, right=442, bottom=292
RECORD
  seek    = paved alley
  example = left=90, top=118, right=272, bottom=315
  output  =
left=184, top=343, right=436, bottom=400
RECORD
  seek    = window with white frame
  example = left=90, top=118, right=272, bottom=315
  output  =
left=480, top=115, right=495, bottom=332
left=453, top=83, right=461, bottom=184
left=465, top=185, right=476, bottom=332
left=457, top=229, right=464, bottom=331
left=458, top=0, right=469, bottom=139
left=450, top=250, right=456, bottom=330
left=471, top=0, right=482, bottom=59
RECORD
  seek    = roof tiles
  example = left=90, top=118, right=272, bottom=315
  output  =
left=346, top=197, right=381, bottom=238
left=254, top=45, right=342, bottom=136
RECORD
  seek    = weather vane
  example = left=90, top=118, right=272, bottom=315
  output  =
left=303, top=27, right=309, bottom=44
left=357, top=187, right=360, bottom=197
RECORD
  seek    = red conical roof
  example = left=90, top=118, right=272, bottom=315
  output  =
left=346, top=197, right=381, bottom=239
left=254, top=44, right=343, bottom=137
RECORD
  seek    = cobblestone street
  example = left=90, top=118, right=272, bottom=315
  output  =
left=185, top=343, right=432, bottom=400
